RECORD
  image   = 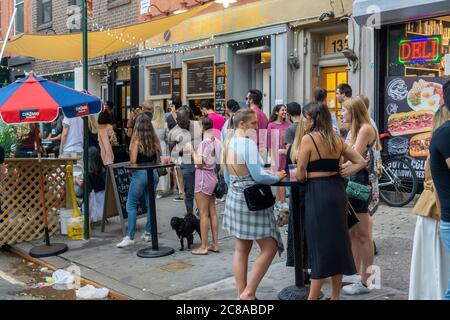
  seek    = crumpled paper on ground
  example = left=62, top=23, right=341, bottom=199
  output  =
left=76, top=285, right=109, bottom=299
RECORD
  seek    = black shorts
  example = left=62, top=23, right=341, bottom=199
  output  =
left=347, top=169, right=370, bottom=214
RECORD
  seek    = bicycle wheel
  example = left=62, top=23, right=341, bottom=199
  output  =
left=379, top=157, right=418, bottom=207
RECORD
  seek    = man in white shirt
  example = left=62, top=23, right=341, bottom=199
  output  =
left=59, top=116, right=84, bottom=158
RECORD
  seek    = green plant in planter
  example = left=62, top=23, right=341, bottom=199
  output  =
left=0, top=121, right=29, bottom=158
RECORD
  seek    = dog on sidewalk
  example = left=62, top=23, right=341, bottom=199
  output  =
left=276, top=209, right=289, bottom=227
left=170, top=213, right=201, bottom=251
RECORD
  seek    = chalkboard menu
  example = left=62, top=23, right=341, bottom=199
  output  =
left=172, top=69, right=182, bottom=98
left=187, top=61, right=214, bottom=95
left=102, top=162, right=147, bottom=235
left=150, top=66, right=171, bottom=96
left=215, top=63, right=227, bottom=116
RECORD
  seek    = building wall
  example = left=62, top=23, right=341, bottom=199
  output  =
left=1, top=0, right=32, bottom=42
left=32, top=0, right=139, bottom=76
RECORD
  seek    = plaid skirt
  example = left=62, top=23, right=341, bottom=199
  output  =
left=223, top=175, right=284, bottom=256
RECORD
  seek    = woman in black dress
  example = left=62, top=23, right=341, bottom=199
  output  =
left=296, top=103, right=366, bottom=300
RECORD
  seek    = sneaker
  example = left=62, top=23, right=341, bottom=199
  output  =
left=173, top=196, right=184, bottom=202
left=275, top=202, right=282, bottom=210
left=141, top=233, right=151, bottom=242
left=280, top=202, right=289, bottom=210
left=342, top=274, right=361, bottom=285
left=156, top=193, right=163, bottom=199
left=116, top=236, right=135, bottom=248
left=342, top=282, right=371, bottom=295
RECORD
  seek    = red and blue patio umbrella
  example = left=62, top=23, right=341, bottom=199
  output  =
left=0, top=72, right=102, bottom=124
left=0, top=72, right=102, bottom=257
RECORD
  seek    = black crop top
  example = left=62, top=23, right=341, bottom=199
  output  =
left=307, top=134, right=342, bottom=173
left=137, top=152, right=157, bottom=164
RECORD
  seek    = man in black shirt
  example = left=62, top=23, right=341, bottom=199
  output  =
left=430, top=80, right=450, bottom=300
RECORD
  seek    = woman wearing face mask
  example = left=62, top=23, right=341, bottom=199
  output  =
left=267, top=104, right=291, bottom=210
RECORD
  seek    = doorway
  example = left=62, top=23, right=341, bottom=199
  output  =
left=262, top=68, right=271, bottom=116
left=116, top=82, right=131, bottom=144
left=320, top=66, right=347, bottom=126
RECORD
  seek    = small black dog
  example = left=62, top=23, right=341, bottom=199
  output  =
left=170, top=213, right=201, bottom=251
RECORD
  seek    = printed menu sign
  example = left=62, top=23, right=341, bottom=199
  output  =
left=172, top=69, right=182, bottom=98
left=384, top=76, right=446, bottom=179
left=187, top=61, right=214, bottom=95
left=150, top=66, right=171, bottom=96
left=215, top=63, right=227, bottom=116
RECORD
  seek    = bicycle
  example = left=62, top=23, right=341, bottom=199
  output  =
left=378, top=133, right=419, bottom=207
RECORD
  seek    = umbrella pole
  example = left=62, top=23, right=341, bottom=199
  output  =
left=29, top=159, right=68, bottom=258
left=82, top=0, right=90, bottom=240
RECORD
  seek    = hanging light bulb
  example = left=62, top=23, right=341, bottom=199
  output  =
left=215, top=0, right=237, bottom=9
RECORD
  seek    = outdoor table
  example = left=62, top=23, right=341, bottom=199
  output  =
left=125, top=163, right=176, bottom=258
left=274, top=177, right=311, bottom=300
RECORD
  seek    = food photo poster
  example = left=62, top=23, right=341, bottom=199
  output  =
left=384, top=76, right=447, bottom=179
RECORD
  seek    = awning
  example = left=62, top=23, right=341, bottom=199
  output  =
left=353, top=0, right=450, bottom=26
left=0, top=4, right=210, bottom=62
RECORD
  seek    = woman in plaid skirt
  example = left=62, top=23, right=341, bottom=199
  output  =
left=222, top=109, right=286, bottom=300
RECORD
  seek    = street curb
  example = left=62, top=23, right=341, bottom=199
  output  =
left=5, top=244, right=131, bottom=300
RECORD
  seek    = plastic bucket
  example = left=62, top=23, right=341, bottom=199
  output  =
left=59, top=209, right=73, bottom=235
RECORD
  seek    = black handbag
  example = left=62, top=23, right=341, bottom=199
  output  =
left=243, top=184, right=276, bottom=211
left=229, top=164, right=276, bottom=211
left=214, top=176, right=227, bottom=199
left=348, top=201, right=360, bottom=229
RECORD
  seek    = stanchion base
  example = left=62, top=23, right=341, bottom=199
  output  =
left=137, top=246, right=175, bottom=258
left=29, top=243, right=68, bottom=258
left=278, top=286, right=324, bottom=300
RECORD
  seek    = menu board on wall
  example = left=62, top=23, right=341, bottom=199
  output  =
left=150, top=66, right=171, bottom=96
left=187, top=61, right=214, bottom=95
left=384, top=76, right=446, bottom=179
left=172, top=69, right=182, bottom=98
left=215, top=63, right=227, bottom=116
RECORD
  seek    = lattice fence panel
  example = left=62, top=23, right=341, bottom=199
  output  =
left=0, top=159, right=73, bottom=246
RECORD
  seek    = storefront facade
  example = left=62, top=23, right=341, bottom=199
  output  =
left=354, top=0, right=450, bottom=179
left=138, top=0, right=354, bottom=118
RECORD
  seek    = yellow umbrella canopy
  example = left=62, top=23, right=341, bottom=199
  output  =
left=0, top=4, right=209, bottom=61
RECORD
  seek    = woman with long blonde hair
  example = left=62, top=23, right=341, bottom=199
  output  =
left=222, top=109, right=286, bottom=300
left=152, top=104, right=170, bottom=198
left=341, top=96, right=378, bottom=295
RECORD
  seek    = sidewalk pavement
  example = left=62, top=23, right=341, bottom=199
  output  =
left=12, top=196, right=415, bottom=300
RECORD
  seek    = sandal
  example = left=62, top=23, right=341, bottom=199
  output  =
left=191, top=248, right=208, bottom=255
left=208, top=246, right=220, bottom=253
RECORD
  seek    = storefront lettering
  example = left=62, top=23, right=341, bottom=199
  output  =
left=399, top=36, right=441, bottom=64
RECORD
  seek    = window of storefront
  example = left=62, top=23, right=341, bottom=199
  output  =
left=14, top=0, right=24, bottom=35
left=185, top=58, right=214, bottom=119
left=383, top=16, right=450, bottom=179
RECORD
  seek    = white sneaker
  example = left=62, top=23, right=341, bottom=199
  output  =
left=116, top=236, right=135, bottom=248
left=275, top=202, right=282, bottom=210
left=280, top=202, right=289, bottom=210
left=342, top=274, right=361, bottom=284
left=141, top=233, right=151, bottom=242
left=342, top=282, right=371, bottom=295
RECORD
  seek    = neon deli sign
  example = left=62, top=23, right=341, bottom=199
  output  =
left=399, top=36, right=441, bottom=64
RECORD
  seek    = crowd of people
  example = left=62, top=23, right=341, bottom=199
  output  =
left=1, top=80, right=450, bottom=301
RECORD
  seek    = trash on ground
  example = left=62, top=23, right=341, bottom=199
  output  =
left=50, top=269, right=74, bottom=285
left=75, top=285, right=109, bottom=299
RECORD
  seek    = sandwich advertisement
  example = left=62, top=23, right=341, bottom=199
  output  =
left=384, top=76, right=446, bottom=179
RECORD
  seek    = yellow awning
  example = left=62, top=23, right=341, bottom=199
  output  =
left=0, top=4, right=210, bottom=62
